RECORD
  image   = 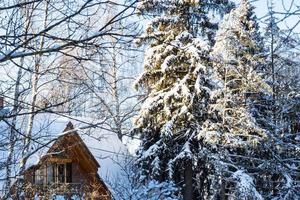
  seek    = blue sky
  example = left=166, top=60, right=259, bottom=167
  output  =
left=249, top=0, right=300, bottom=32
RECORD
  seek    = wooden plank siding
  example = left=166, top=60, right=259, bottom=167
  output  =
left=23, top=122, right=111, bottom=200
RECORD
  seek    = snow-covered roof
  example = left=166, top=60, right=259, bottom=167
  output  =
left=0, top=112, right=130, bottom=192
left=0, top=107, right=11, bottom=117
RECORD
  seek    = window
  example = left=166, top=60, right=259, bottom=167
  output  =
left=66, top=163, right=72, bottom=183
left=47, top=165, right=54, bottom=184
left=35, top=168, right=44, bottom=185
left=57, top=164, right=65, bottom=183
left=36, top=163, right=72, bottom=184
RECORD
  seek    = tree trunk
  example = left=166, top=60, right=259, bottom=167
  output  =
left=184, top=161, right=193, bottom=200
left=4, top=66, right=22, bottom=197
left=17, top=2, right=49, bottom=198
left=220, top=178, right=226, bottom=200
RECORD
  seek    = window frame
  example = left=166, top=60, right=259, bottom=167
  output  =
left=35, top=162, right=72, bottom=185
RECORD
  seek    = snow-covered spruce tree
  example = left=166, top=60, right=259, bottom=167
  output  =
left=134, top=0, right=234, bottom=199
left=201, top=0, right=273, bottom=198
left=208, top=0, right=270, bottom=147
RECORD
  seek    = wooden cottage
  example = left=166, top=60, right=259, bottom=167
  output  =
left=22, top=122, right=111, bottom=200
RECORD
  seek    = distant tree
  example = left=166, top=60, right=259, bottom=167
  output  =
left=38, top=1, right=142, bottom=141
left=261, top=2, right=300, bottom=198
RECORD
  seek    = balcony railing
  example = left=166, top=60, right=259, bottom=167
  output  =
left=27, top=182, right=85, bottom=196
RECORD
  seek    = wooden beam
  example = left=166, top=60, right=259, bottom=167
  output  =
left=46, top=157, right=72, bottom=163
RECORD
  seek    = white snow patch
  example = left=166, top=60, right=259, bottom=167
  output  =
left=232, top=170, right=263, bottom=200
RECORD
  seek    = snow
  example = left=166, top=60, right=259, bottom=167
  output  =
left=173, top=140, right=192, bottom=162
left=161, top=120, right=174, bottom=136
left=138, top=141, right=162, bottom=162
left=175, top=31, right=192, bottom=42
left=161, top=55, right=176, bottom=73
left=51, top=194, right=82, bottom=200
left=53, top=195, right=65, bottom=200
left=232, top=170, right=263, bottom=200
left=0, top=107, right=11, bottom=116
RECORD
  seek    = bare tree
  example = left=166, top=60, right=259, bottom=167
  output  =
left=0, top=0, right=139, bottom=198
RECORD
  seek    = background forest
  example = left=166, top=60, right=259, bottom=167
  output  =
left=0, top=0, right=300, bottom=199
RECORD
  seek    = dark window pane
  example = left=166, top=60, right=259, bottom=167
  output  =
left=52, top=165, right=56, bottom=183
left=32, top=171, right=35, bottom=183
left=57, top=164, right=65, bottom=183
left=66, top=163, right=72, bottom=183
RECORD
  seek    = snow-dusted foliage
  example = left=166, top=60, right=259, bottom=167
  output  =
left=130, top=0, right=300, bottom=199
left=261, top=3, right=300, bottom=199
left=200, top=1, right=272, bottom=197
left=231, top=170, right=263, bottom=200
left=134, top=180, right=178, bottom=200
left=205, top=0, right=271, bottom=148
left=176, top=0, right=274, bottom=198
left=134, top=0, right=234, bottom=199
left=106, top=156, right=178, bottom=200
left=271, top=93, right=300, bottom=199
left=198, top=1, right=300, bottom=199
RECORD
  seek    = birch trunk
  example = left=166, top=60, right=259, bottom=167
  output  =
left=5, top=66, right=22, bottom=197
left=17, top=1, right=49, bottom=198
left=5, top=0, right=33, bottom=197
